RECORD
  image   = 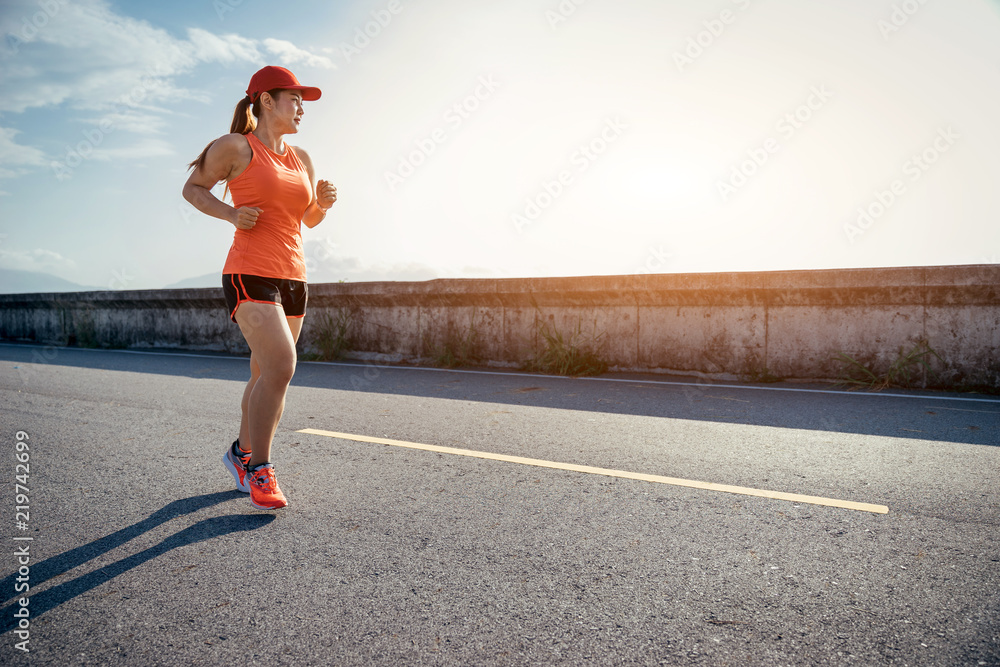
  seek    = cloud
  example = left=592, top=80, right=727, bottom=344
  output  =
left=0, top=0, right=333, bottom=176
left=263, top=38, right=337, bottom=70
left=0, top=0, right=333, bottom=115
left=80, top=109, right=172, bottom=136
left=0, top=0, right=199, bottom=114
left=188, top=28, right=262, bottom=64
left=90, top=138, right=175, bottom=161
left=0, top=126, right=48, bottom=178
left=301, top=240, right=439, bottom=283
left=0, top=246, right=77, bottom=271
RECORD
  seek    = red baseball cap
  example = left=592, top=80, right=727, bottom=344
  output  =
left=246, top=66, right=322, bottom=103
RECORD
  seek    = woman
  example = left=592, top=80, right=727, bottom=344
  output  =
left=182, top=65, right=337, bottom=510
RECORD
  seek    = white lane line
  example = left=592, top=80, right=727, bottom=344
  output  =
left=2, top=342, right=998, bottom=404
left=0, top=342, right=237, bottom=362
left=925, top=406, right=1000, bottom=415
left=306, top=362, right=1000, bottom=405
left=298, top=428, right=891, bottom=515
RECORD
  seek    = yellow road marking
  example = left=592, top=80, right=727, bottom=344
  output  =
left=297, top=428, right=889, bottom=515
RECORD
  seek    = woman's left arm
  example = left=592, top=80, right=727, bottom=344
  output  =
left=294, top=146, right=337, bottom=229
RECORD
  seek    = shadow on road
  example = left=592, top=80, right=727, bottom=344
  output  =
left=2, top=343, right=997, bottom=446
left=0, top=491, right=272, bottom=633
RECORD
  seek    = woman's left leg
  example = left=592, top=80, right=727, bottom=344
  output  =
left=286, top=315, right=304, bottom=346
left=238, top=354, right=262, bottom=451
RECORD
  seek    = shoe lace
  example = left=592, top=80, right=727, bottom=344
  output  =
left=251, top=467, right=276, bottom=491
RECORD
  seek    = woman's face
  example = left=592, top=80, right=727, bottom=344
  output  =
left=263, top=90, right=304, bottom=134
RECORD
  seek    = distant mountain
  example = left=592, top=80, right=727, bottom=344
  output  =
left=164, top=260, right=440, bottom=290
left=0, top=269, right=102, bottom=295
left=0, top=262, right=445, bottom=296
left=163, top=273, right=219, bottom=289
left=308, top=258, right=439, bottom=284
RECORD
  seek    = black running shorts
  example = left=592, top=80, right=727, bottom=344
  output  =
left=222, top=274, right=308, bottom=323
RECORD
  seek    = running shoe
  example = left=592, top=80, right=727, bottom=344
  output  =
left=246, top=463, right=288, bottom=510
left=223, top=440, right=251, bottom=493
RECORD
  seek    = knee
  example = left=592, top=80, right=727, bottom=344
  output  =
left=274, top=356, right=296, bottom=386
left=263, top=352, right=296, bottom=386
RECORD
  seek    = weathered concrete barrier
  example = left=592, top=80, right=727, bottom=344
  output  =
left=2, top=265, right=998, bottom=389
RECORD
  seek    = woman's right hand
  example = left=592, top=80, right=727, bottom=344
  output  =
left=231, top=206, right=263, bottom=230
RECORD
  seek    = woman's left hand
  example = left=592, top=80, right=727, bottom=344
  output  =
left=317, top=180, right=337, bottom=209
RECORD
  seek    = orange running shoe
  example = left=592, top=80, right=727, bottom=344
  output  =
left=223, top=440, right=251, bottom=493
left=246, top=463, right=288, bottom=510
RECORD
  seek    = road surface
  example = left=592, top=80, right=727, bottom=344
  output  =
left=1, top=342, right=998, bottom=665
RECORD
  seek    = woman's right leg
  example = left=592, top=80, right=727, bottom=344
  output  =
left=234, top=301, right=297, bottom=469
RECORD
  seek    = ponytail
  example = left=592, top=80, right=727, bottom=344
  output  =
left=230, top=95, right=255, bottom=135
left=187, top=89, right=283, bottom=174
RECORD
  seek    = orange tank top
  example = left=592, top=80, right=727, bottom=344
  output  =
left=222, top=132, right=312, bottom=281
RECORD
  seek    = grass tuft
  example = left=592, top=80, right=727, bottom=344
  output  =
left=431, top=310, right=479, bottom=368
left=835, top=339, right=943, bottom=390
left=740, top=365, right=782, bottom=383
left=431, top=312, right=480, bottom=368
left=523, top=319, right=608, bottom=377
left=305, top=309, right=352, bottom=361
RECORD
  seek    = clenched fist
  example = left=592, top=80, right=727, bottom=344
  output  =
left=317, top=180, right=337, bottom=210
left=231, top=206, right=262, bottom=230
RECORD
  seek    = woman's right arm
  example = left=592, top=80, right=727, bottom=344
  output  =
left=182, top=134, right=261, bottom=230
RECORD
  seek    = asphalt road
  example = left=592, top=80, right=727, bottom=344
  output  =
left=0, top=342, right=998, bottom=666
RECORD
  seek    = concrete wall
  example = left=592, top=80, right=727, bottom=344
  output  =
left=2, top=265, right=998, bottom=389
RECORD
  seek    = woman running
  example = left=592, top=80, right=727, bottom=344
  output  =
left=182, top=65, right=336, bottom=509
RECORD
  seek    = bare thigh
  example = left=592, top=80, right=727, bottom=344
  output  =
left=234, top=302, right=296, bottom=383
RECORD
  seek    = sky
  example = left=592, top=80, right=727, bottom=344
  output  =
left=0, top=0, right=999, bottom=291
